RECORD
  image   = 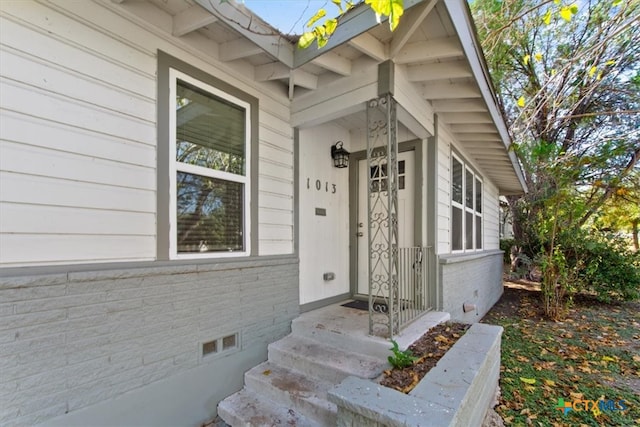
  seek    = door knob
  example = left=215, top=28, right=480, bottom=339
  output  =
left=356, top=232, right=364, bottom=237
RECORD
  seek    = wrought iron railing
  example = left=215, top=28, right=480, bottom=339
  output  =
left=397, top=246, right=433, bottom=328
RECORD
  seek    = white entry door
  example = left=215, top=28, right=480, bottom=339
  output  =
left=357, top=151, right=415, bottom=295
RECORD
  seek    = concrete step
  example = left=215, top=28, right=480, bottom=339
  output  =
left=268, top=335, right=387, bottom=384
left=244, top=362, right=336, bottom=425
left=217, top=389, right=320, bottom=427
left=291, top=306, right=451, bottom=359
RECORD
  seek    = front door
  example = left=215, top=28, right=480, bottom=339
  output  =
left=356, top=150, right=415, bottom=295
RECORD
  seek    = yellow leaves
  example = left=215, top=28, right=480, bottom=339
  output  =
left=544, top=379, right=556, bottom=386
left=612, top=0, right=623, bottom=6
left=305, top=9, right=326, bottom=28
left=523, top=54, right=530, bottom=66
left=602, top=355, right=616, bottom=362
left=520, top=377, right=536, bottom=384
left=543, top=9, right=552, bottom=25
left=262, top=369, right=271, bottom=376
left=298, top=32, right=317, bottom=49
left=517, top=96, right=526, bottom=108
left=534, top=53, right=543, bottom=62
left=588, top=66, right=597, bottom=78
left=365, top=0, right=405, bottom=31
left=559, top=3, right=579, bottom=21
left=632, top=354, right=640, bottom=362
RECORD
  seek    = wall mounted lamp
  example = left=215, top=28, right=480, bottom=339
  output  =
left=330, top=141, right=350, bottom=169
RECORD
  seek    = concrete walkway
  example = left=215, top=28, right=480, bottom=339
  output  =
left=217, top=302, right=449, bottom=426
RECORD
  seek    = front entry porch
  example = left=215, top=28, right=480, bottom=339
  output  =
left=218, top=303, right=449, bottom=426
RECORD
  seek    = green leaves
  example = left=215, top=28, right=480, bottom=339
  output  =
left=388, top=339, right=418, bottom=369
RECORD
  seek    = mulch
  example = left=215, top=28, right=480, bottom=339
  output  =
left=379, top=322, right=470, bottom=393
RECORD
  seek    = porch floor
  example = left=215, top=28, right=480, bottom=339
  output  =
left=293, top=301, right=451, bottom=360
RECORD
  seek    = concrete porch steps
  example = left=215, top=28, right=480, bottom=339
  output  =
left=217, top=303, right=451, bottom=427
left=217, top=389, right=320, bottom=427
left=268, top=335, right=387, bottom=384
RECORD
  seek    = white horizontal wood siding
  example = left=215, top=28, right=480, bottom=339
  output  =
left=0, top=0, right=293, bottom=266
left=436, top=123, right=453, bottom=254
left=483, top=180, right=500, bottom=250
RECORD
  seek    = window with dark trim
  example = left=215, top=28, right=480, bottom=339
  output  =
left=157, top=52, right=258, bottom=260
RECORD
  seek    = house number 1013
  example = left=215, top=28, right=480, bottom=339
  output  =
left=307, top=178, right=336, bottom=193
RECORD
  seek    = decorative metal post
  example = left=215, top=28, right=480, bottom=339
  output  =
left=366, top=93, right=399, bottom=338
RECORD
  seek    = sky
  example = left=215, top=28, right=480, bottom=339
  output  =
left=241, top=0, right=336, bottom=35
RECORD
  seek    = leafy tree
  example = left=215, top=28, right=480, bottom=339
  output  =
left=471, top=0, right=640, bottom=316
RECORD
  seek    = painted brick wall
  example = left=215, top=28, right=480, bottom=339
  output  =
left=439, top=250, right=503, bottom=322
left=0, top=257, right=298, bottom=426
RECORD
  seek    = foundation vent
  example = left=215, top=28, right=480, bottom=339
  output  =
left=202, top=333, right=239, bottom=358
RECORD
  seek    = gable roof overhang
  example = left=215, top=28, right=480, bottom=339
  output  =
left=114, top=0, right=526, bottom=195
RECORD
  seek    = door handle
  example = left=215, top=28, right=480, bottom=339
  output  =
left=356, top=232, right=364, bottom=237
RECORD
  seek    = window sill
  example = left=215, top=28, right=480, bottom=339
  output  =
left=439, top=249, right=503, bottom=265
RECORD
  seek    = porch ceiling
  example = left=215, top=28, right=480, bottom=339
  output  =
left=110, top=0, right=525, bottom=195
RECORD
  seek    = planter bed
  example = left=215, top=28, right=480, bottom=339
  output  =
left=327, top=323, right=503, bottom=427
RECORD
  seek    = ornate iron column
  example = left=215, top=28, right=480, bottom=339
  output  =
left=366, top=93, right=399, bottom=338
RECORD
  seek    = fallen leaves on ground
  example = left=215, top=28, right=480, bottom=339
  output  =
left=482, top=281, right=640, bottom=426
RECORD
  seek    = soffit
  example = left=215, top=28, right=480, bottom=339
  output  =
left=111, top=0, right=525, bottom=194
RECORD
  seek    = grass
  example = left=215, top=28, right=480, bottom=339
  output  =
left=483, top=282, right=640, bottom=426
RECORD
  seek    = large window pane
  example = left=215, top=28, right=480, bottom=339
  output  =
left=476, top=215, right=482, bottom=249
left=452, top=207, right=462, bottom=251
left=176, top=80, right=245, bottom=175
left=176, top=172, right=244, bottom=253
left=475, top=178, right=482, bottom=213
left=452, top=158, right=463, bottom=204
left=465, top=211, right=473, bottom=250
left=465, top=169, right=474, bottom=209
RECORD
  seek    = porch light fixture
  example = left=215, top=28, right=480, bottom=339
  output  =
left=331, top=141, right=350, bottom=168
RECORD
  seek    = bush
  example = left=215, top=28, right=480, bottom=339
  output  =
left=561, top=232, right=640, bottom=303
left=500, top=238, right=515, bottom=264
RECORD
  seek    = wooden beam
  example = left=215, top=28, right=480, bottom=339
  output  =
left=422, top=82, right=481, bottom=99
left=389, top=0, right=437, bottom=58
left=293, top=0, right=425, bottom=67
left=440, top=112, right=492, bottom=124
left=219, top=38, right=263, bottom=62
left=349, top=33, right=387, bottom=62
left=395, top=37, right=463, bottom=64
left=291, top=69, right=318, bottom=90
left=193, top=0, right=294, bottom=66
left=407, top=60, right=471, bottom=82
left=432, top=99, right=486, bottom=113
left=456, top=134, right=501, bottom=142
left=450, top=123, right=496, bottom=133
left=311, top=52, right=352, bottom=76
left=172, top=5, right=218, bottom=37
left=255, top=62, right=289, bottom=81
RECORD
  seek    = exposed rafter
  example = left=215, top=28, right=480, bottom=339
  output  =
left=389, top=0, right=437, bottom=58
left=255, top=62, right=289, bottom=81
left=349, top=33, right=387, bottom=62
left=441, top=112, right=492, bottom=124
left=422, top=81, right=480, bottom=99
left=432, top=99, right=486, bottom=112
left=172, top=5, right=218, bottom=37
left=293, top=0, right=425, bottom=68
left=450, top=124, right=497, bottom=133
left=219, top=38, right=263, bottom=62
left=406, top=60, right=472, bottom=82
left=311, top=52, right=352, bottom=76
left=457, top=134, right=501, bottom=142
left=193, top=0, right=294, bottom=66
left=395, top=37, right=463, bottom=64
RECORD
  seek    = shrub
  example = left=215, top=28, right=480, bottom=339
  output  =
left=560, top=232, right=639, bottom=303
left=500, top=238, right=515, bottom=264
